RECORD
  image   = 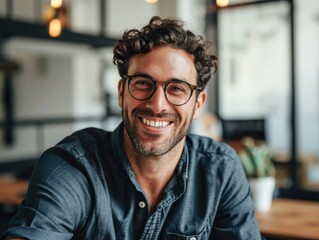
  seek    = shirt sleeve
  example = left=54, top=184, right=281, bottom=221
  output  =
left=1, top=149, right=91, bottom=240
left=211, top=150, right=263, bottom=240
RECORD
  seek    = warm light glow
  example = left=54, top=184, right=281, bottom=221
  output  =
left=145, top=0, right=158, bottom=3
left=51, top=0, right=63, bottom=8
left=216, top=0, right=229, bottom=7
left=49, top=18, right=62, bottom=38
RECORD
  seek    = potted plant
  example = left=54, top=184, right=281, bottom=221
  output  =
left=238, top=137, right=276, bottom=212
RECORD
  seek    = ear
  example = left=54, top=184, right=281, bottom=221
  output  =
left=193, top=91, right=207, bottom=120
left=118, top=79, right=124, bottom=108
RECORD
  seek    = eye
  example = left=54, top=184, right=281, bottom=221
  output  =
left=132, top=77, right=153, bottom=89
left=171, top=86, right=184, bottom=92
left=167, top=82, right=188, bottom=95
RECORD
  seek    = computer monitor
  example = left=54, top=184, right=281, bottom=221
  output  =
left=221, top=118, right=266, bottom=141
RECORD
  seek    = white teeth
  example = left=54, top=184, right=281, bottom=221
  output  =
left=142, top=118, right=169, bottom=128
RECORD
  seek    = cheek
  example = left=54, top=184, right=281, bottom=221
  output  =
left=179, top=105, right=198, bottom=121
left=122, top=97, right=142, bottom=115
left=177, top=105, right=195, bottom=122
left=119, top=86, right=138, bottom=111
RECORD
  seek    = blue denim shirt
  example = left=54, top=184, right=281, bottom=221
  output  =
left=2, top=123, right=262, bottom=240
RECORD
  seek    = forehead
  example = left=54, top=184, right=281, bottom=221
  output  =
left=128, top=46, right=197, bottom=83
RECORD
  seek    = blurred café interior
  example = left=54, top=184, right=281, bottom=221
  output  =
left=0, top=0, right=319, bottom=239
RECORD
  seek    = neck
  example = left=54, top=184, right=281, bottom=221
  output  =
left=123, top=129, right=185, bottom=212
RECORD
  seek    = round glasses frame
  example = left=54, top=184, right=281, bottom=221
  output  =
left=124, top=74, right=203, bottom=106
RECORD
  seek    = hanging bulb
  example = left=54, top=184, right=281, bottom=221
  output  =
left=51, top=0, right=63, bottom=8
left=49, top=18, right=62, bottom=38
left=145, top=0, right=158, bottom=3
left=216, top=0, right=229, bottom=7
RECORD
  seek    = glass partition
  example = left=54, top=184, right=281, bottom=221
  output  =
left=215, top=0, right=319, bottom=193
left=217, top=1, right=292, bottom=189
left=295, top=0, right=319, bottom=191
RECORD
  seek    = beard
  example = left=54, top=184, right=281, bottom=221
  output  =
left=122, top=106, right=194, bottom=157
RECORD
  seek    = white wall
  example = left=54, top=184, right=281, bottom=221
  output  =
left=107, top=0, right=156, bottom=37
left=1, top=40, right=75, bottom=160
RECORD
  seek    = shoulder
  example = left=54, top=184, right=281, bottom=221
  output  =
left=57, top=127, right=111, bottom=153
left=37, top=127, right=113, bottom=186
left=50, top=127, right=112, bottom=164
left=28, top=128, right=113, bottom=221
left=186, top=133, right=238, bottom=161
left=185, top=134, right=241, bottom=177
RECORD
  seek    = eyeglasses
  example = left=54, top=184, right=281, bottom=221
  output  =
left=125, top=74, right=203, bottom=106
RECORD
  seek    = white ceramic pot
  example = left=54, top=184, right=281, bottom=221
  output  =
left=249, top=176, right=275, bottom=212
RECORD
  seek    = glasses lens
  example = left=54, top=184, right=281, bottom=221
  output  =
left=166, top=81, right=192, bottom=105
left=129, top=76, right=155, bottom=100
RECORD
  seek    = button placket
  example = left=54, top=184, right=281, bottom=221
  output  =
left=139, top=201, right=146, bottom=208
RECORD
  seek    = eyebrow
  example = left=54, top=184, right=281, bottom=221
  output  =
left=129, top=72, right=190, bottom=83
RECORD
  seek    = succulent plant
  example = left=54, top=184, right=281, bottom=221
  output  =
left=238, top=137, right=276, bottom=178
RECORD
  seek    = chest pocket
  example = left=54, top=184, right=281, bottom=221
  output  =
left=165, top=234, right=199, bottom=240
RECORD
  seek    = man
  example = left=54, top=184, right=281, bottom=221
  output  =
left=2, top=16, right=263, bottom=239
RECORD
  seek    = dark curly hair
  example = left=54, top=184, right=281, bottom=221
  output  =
left=113, top=16, right=218, bottom=90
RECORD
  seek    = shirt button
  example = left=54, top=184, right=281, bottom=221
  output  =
left=138, top=201, right=146, bottom=208
left=190, top=237, right=196, bottom=240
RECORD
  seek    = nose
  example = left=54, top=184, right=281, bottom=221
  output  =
left=145, top=85, right=170, bottom=113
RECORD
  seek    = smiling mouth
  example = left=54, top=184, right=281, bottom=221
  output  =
left=141, top=118, right=170, bottom=128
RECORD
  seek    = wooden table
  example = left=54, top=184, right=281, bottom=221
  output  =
left=257, top=198, right=319, bottom=240
left=0, top=177, right=29, bottom=206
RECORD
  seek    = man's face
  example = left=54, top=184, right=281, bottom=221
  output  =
left=118, top=46, right=206, bottom=157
